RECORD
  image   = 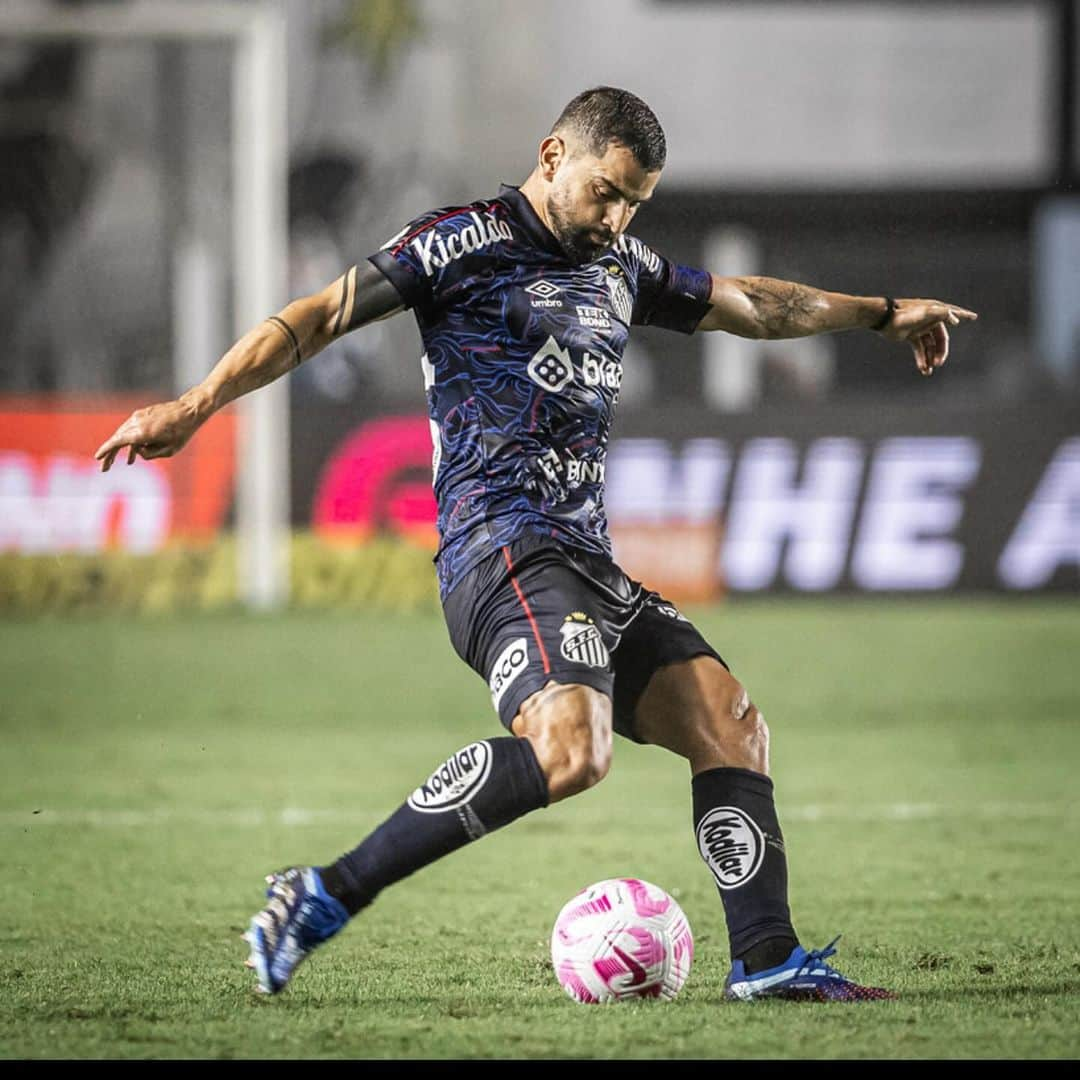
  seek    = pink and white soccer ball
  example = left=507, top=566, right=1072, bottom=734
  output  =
left=551, top=877, right=693, bottom=1003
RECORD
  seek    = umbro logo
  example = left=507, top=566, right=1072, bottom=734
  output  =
left=525, top=279, right=560, bottom=299
left=525, top=279, right=563, bottom=308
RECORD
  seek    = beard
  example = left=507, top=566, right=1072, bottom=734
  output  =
left=545, top=189, right=613, bottom=264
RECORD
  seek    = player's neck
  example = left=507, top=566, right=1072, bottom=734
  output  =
left=518, top=171, right=556, bottom=236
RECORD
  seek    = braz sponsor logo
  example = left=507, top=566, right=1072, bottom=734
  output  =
left=582, top=353, right=621, bottom=389
left=696, top=807, right=765, bottom=890
left=489, top=637, right=529, bottom=710
left=526, top=337, right=622, bottom=393
left=407, top=741, right=493, bottom=813
left=412, top=212, right=512, bottom=276
left=559, top=612, right=609, bottom=667
left=527, top=337, right=575, bottom=392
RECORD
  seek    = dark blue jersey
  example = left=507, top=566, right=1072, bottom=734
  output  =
left=368, top=184, right=712, bottom=598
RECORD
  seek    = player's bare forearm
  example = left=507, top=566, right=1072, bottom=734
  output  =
left=698, top=276, right=889, bottom=339
left=698, top=274, right=978, bottom=378
left=188, top=297, right=327, bottom=419
left=191, top=264, right=403, bottom=417
left=95, top=262, right=403, bottom=471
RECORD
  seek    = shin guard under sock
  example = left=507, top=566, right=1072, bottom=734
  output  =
left=320, top=736, right=549, bottom=915
left=692, top=766, right=798, bottom=968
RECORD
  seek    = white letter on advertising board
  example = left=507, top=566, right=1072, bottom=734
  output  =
left=998, top=438, right=1080, bottom=588
left=852, top=438, right=980, bottom=590
left=722, top=438, right=863, bottom=590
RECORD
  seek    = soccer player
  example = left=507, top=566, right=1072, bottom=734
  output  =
left=94, top=87, right=977, bottom=1002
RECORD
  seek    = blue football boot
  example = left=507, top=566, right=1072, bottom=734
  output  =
left=243, top=866, right=349, bottom=994
left=724, top=936, right=897, bottom=1002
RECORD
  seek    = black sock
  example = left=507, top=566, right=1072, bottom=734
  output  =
left=319, top=736, right=549, bottom=915
left=692, top=766, right=798, bottom=971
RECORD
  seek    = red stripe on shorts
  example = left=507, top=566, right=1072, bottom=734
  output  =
left=501, top=545, right=551, bottom=674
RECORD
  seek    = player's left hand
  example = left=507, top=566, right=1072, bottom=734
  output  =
left=880, top=299, right=978, bottom=377
left=93, top=397, right=203, bottom=472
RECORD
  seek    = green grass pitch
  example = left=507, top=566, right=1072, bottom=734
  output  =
left=2, top=598, right=1078, bottom=1059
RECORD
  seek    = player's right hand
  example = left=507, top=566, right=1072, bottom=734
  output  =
left=879, top=298, right=978, bottom=377
left=94, top=398, right=203, bottom=472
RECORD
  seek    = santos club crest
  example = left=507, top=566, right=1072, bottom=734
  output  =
left=560, top=612, right=609, bottom=668
left=605, top=265, right=633, bottom=324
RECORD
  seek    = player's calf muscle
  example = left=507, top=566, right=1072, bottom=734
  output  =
left=513, top=681, right=613, bottom=802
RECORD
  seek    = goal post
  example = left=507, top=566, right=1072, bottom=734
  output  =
left=0, top=0, right=291, bottom=610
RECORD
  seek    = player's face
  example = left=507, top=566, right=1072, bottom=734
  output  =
left=545, top=139, right=660, bottom=264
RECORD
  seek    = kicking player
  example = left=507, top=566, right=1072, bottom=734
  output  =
left=94, top=86, right=977, bottom=1002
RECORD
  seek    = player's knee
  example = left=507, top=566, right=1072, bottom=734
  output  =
left=679, top=679, right=769, bottom=772
left=720, top=684, right=769, bottom=767
left=730, top=685, right=762, bottom=729
left=514, top=682, right=612, bottom=801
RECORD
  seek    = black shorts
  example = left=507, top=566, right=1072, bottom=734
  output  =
left=441, top=534, right=728, bottom=742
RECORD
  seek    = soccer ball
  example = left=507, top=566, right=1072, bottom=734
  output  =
left=550, top=877, right=693, bottom=1003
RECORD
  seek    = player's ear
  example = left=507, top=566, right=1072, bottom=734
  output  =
left=538, top=135, right=565, bottom=179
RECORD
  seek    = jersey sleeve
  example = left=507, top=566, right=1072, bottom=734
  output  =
left=366, top=209, right=447, bottom=310
left=624, top=236, right=713, bottom=334
left=367, top=202, right=511, bottom=311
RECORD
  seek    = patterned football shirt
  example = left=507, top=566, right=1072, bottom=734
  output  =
left=368, top=184, right=712, bottom=598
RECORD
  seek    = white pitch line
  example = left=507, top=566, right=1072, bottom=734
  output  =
left=1, top=803, right=1076, bottom=827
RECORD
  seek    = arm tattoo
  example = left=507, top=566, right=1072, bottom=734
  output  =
left=345, top=262, right=406, bottom=332
left=743, top=281, right=819, bottom=337
left=265, top=315, right=302, bottom=368
left=331, top=265, right=358, bottom=337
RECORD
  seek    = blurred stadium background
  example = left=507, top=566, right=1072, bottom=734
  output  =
left=1, top=0, right=1077, bottom=612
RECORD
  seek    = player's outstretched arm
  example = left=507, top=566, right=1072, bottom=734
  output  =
left=94, top=263, right=403, bottom=471
left=698, top=275, right=977, bottom=377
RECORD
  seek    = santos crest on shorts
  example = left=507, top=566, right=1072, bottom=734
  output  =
left=368, top=184, right=712, bottom=598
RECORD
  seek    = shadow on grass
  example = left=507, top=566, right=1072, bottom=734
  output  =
left=686, top=980, right=1080, bottom=1008
left=883, top=981, right=1080, bottom=1005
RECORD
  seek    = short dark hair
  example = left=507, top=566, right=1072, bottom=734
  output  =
left=551, top=86, right=666, bottom=172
